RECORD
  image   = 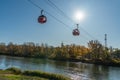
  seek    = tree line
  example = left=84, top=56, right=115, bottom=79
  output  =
left=0, top=40, right=120, bottom=66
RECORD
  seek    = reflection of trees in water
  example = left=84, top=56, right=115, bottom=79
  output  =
left=65, top=63, right=109, bottom=80
left=47, top=60, right=82, bottom=70
left=50, top=61, right=71, bottom=67
left=1, top=56, right=68, bottom=73
left=88, top=65, right=109, bottom=80
left=0, top=55, right=112, bottom=80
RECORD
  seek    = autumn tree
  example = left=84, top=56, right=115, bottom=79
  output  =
left=0, top=42, right=7, bottom=54
left=88, top=40, right=105, bottom=60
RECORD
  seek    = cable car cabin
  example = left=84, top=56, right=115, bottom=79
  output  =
left=38, top=10, right=47, bottom=24
left=72, top=28, right=80, bottom=36
left=38, top=15, right=47, bottom=24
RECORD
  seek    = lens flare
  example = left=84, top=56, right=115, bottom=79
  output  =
left=74, top=11, right=85, bottom=22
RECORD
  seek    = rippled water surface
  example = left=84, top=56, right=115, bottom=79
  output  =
left=0, top=55, right=120, bottom=80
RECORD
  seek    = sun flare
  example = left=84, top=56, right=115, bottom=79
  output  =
left=74, top=11, right=85, bottom=22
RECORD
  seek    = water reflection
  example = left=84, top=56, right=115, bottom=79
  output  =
left=87, top=65, right=109, bottom=80
left=0, top=55, right=120, bottom=80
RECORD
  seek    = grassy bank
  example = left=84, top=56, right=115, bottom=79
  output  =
left=0, top=67, right=70, bottom=80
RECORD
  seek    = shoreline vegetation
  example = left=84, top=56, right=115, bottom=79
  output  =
left=0, top=67, right=70, bottom=80
left=0, top=40, right=120, bottom=67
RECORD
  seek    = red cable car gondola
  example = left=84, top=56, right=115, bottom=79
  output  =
left=72, top=24, right=80, bottom=36
left=73, top=28, right=80, bottom=36
left=38, top=10, right=47, bottom=24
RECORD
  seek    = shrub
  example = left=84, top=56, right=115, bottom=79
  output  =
left=6, top=67, right=70, bottom=80
left=23, top=70, right=70, bottom=80
left=6, top=67, right=22, bottom=74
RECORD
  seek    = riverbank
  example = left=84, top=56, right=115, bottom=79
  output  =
left=0, top=40, right=120, bottom=68
left=52, top=58, right=120, bottom=67
left=1, top=54, right=120, bottom=67
left=0, top=67, right=70, bottom=80
left=79, top=58, right=120, bottom=67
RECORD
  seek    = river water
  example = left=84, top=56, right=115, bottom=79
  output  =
left=0, top=55, right=120, bottom=80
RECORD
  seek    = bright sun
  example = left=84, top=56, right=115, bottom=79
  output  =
left=74, top=11, right=85, bottom=22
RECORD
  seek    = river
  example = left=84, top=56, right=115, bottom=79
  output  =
left=0, top=55, right=120, bottom=80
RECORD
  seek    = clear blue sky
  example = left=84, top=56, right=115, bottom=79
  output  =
left=0, top=0, right=120, bottom=48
